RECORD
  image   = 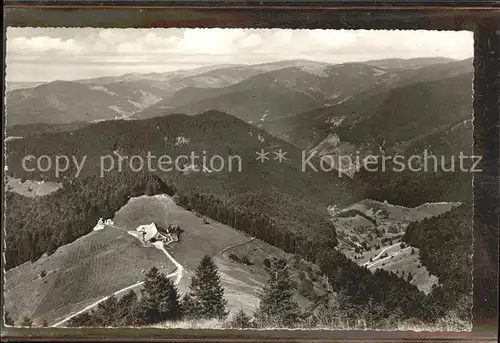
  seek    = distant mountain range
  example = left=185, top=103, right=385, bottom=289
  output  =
left=5, top=57, right=471, bottom=127
left=132, top=63, right=396, bottom=122
left=6, top=56, right=473, bottom=206
left=261, top=59, right=473, bottom=178
left=6, top=81, right=47, bottom=92
left=5, top=60, right=329, bottom=126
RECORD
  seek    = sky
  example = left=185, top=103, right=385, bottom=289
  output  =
left=6, top=28, right=474, bottom=82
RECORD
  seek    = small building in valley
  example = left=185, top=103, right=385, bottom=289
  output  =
left=94, top=218, right=114, bottom=231
left=93, top=218, right=105, bottom=231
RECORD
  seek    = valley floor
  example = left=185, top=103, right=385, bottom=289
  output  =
left=332, top=199, right=460, bottom=294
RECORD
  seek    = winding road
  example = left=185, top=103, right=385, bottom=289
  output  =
left=362, top=242, right=401, bottom=269
left=219, top=237, right=256, bottom=256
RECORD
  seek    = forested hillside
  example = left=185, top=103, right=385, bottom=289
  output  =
left=6, top=121, right=90, bottom=137
left=261, top=70, right=473, bottom=207
left=6, top=111, right=353, bottom=244
left=5, top=171, right=431, bottom=322
left=132, top=63, right=397, bottom=123
left=263, top=68, right=472, bottom=149
left=353, top=169, right=472, bottom=208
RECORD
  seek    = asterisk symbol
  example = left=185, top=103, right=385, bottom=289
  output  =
left=256, top=149, right=270, bottom=163
left=274, top=149, right=288, bottom=163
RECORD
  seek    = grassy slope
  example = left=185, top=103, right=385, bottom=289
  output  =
left=216, top=239, right=316, bottom=317
left=352, top=244, right=439, bottom=295
left=115, top=194, right=251, bottom=271
left=5, top=228, right=171, bottom=325
left=112, top=194, right=261, bottom=305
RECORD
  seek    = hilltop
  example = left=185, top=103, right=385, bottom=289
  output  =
left=5, top=59, right=331, bottom=127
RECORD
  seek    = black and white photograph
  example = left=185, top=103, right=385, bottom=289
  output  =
left=4, top=28, right=474, bottom=331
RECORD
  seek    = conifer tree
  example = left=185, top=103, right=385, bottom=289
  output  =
left=187, top=255, right=228, bottom=320
left=92, top=295, right=119, bottom=327
left=229, top=309, right=253, bottom=328
left=116, top=290, right=140, bottom=326
left=20, top=316, right=33, bottom=327
left=68, top=311, right=94, bottom=327
left=140, top=266, right=182, bottom=324
left=180, top=293, right=199, bottom=320
left=298, top=270, right=315, bottom=299
left=255, top=257, right=300, bottom=328
left=310, top=287, right=356, bottom=328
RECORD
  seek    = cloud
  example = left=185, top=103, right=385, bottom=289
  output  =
left=6, top=28, right=474, bottom=82
left=8, top=36, right=85, bottom=55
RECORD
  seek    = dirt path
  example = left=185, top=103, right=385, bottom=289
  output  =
left=51, top=224, right=183, bottom=328
left=153, top=241, right=184, bottom=285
